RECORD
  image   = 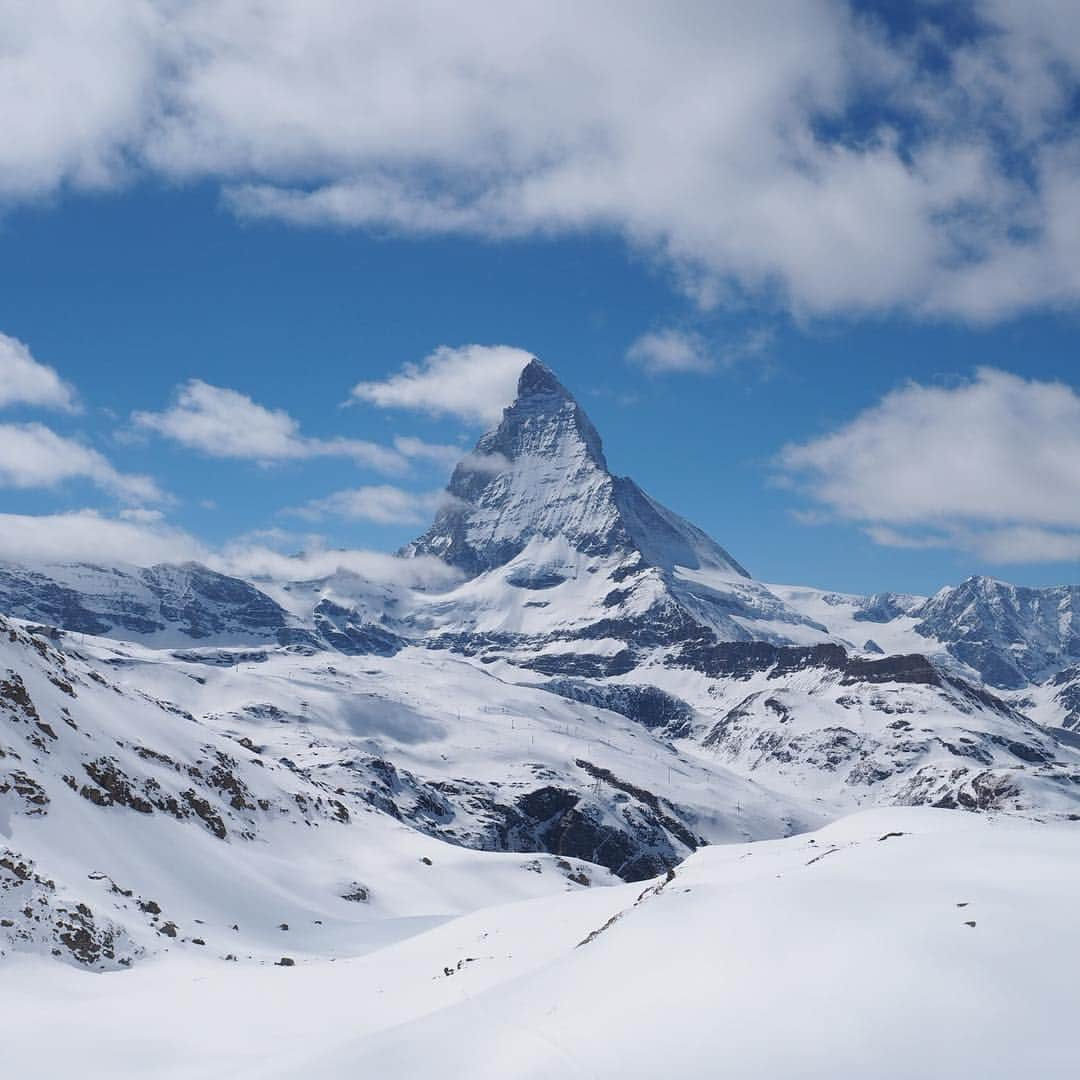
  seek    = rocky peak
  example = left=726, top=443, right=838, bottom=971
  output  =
left=483, top=357, right=607, bottom=467
left=405, top=357, right=748, bottom=579
left=913, top=574, right=1080, bottom=688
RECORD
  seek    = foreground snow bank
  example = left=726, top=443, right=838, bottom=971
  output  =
left=4, top=807, right=1077, bottom=1078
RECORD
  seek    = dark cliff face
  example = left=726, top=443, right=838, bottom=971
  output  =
left=0, top=565, right=115, bottom=636
left=144, top=564, right=291, bottom=639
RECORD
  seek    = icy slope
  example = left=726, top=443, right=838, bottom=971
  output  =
left=768, top=582, right=931, bottom=655
left=4, top=808, right=1077, bottom=1079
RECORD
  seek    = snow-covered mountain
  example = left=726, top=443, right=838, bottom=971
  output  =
left=4, top=355, right=1080, bottom=991
left=0, top=561, right=298, bottom=647
left=401, top=359, right=826, bottom=661
left=407, top=358, right=749, bottom=578
left=774, top=577, right=1080, bottom=734
left=776, top=576, right=1080, bottom=691
left=910, top=575, right=1080, bottom=688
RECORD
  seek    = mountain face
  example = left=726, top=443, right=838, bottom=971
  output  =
left=772, top=578, right=1080, bottom=713
left=0, top=561, right=296, bottom=647
left=408, top=359, right=748, bottom=578
left=3, top=357, right=1080, bottom=976
left=403, top=358, right=824, bottom=659
left=910, top=576, right=1080, bottom=689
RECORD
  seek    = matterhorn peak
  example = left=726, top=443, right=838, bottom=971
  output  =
left=515, top=355, right=567, bottom=397
left=406, top=356, right=748, bottom=579
left=480, top=355, right=609, bottom=472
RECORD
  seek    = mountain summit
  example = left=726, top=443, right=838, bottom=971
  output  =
left=407, top=358, right=748, bottom=578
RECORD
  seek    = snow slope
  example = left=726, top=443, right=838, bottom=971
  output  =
left=331, top=808, right=1079, bottom=1080
left=0, top=614, right=624, bottom=970
left=3, top=808, right=1077, bottom=1079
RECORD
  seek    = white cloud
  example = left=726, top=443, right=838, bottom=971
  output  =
left=780, top=368, right=1080, bottom=562
left=16, top=4, right=1080, bottom=319
left=133, top=379, right=406, bottom=473
left=216, top=542, right=462, bottom=590
left=971, top=526, right=1080, bottom=564
left=133, top=380, right=297, bottom=459
left=0, top=510, right=201, bottom=567
left=296, top=484, right=443, bottom=526
left=0, top=508, right=463, bottom=589
left=0, top=422, right=163, bottom=503
left=187, top=4, right=1080, bottom=322
left=0, top=332, right=77, bottom=411
left=626, top=326, right=774, bottom=376
left=627, top=330, right=713, bottom=375
left=0, top=0, right=161, bottom=200
left=393, top=435, right=464, bottom=470
left=351, top=345, right=531, bottom=425
left=458, top=451, right=511, bottom=475
left=119, top=507, right=166, bottom=524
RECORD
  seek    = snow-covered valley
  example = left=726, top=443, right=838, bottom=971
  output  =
left=4, top=809, right=1077, bottom=1078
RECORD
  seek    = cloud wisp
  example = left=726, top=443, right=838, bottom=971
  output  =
left=626, top=327, right=773, bottom=376
left=351, top=345, right=531, bottom=426
left=0, top=422, right=163, bottom=503
left=393, top=435, right=465, bottom=470
left=626, top=330, right=715, bottom=375
left=0, top=507, right=462, bottom=590
left=0, top=509, right=200, bottom=567
left=294, top=484, right=445, bottom=527
left=779, top=368, right=1080, bottom=563
left=133, top=379, right=407, bottom=473
left=0, top=332, right=78, bottom=412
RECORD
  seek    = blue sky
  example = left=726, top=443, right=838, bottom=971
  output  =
left=4, top=2, right=1080, bottom=595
